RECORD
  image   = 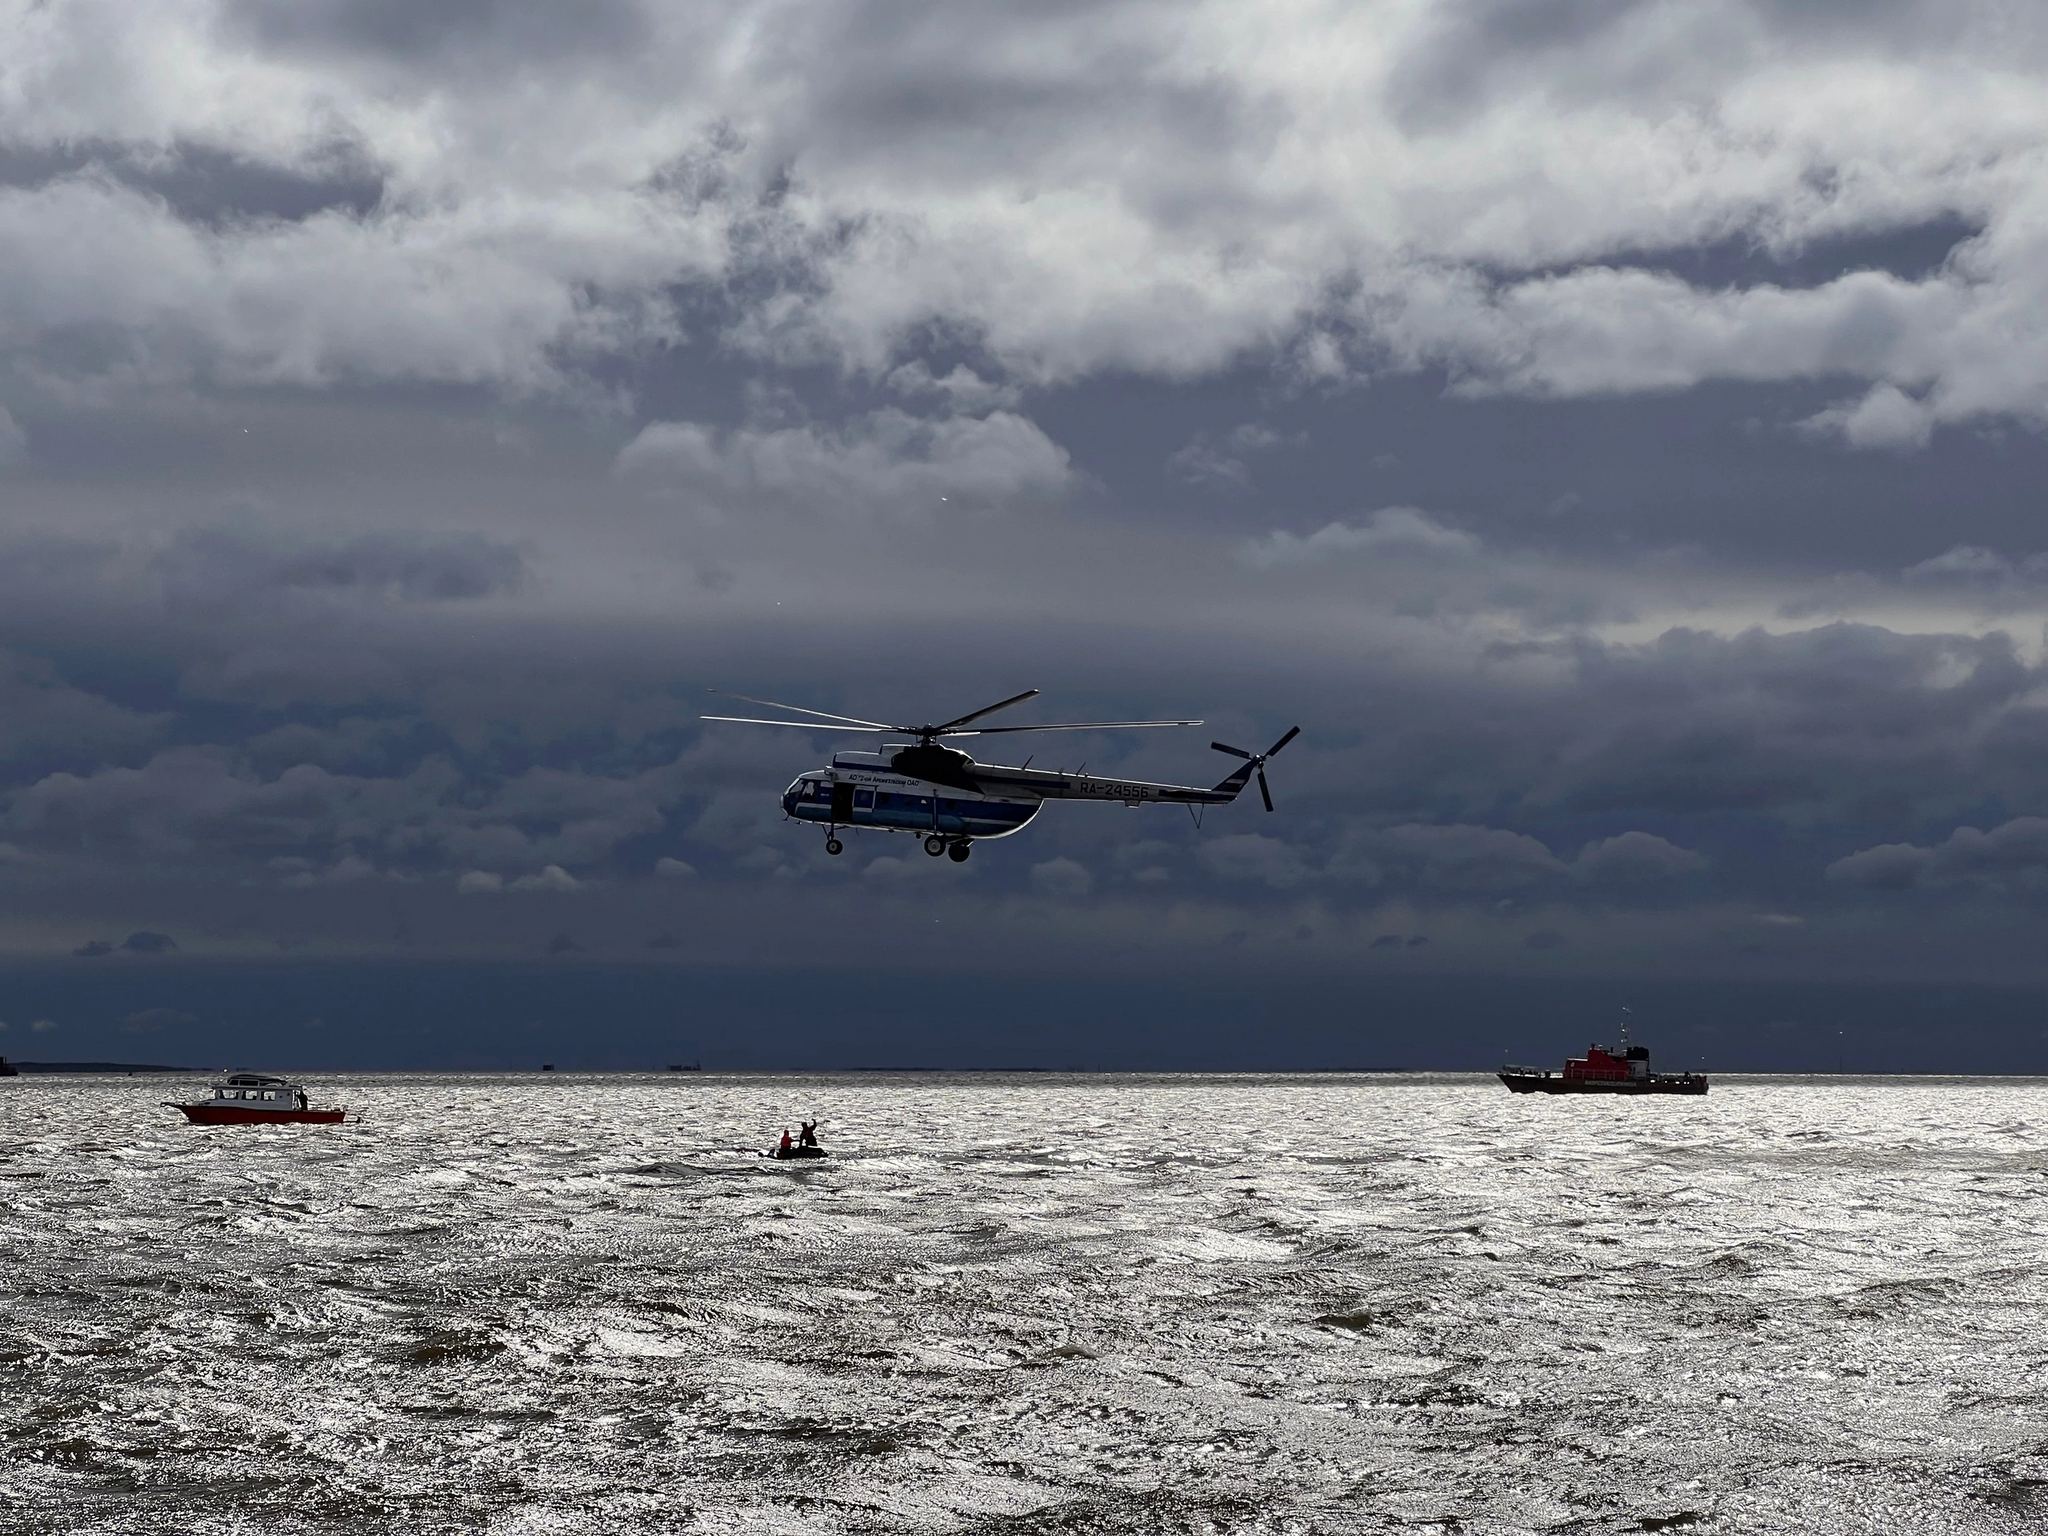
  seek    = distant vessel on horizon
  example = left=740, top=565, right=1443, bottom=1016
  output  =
left=1499, top=1011, right=1708, bottom=1096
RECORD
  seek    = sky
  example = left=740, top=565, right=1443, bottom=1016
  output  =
left=4, top=0, right=2048, bottom=1069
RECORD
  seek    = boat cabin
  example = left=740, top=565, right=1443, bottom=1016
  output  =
left=207, top=1071, right=305, bottom=1104
left=1561, top=1043, right=1651, bottom=1084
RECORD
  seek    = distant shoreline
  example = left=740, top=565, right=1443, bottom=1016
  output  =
left=5, top=1061, right=204, bottom=1074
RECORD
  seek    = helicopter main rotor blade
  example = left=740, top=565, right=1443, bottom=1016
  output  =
left=1264, top=725, right=1302, bottom=757
left=1257, top=769, right=1274, bottom=812
left=700, top=715, right=888, bottom=732
left=930, top=688, right=1042, bottom=734
left=1211, top=741, right=1254, bottom=759
left=709, top=691, right=896, bottom=731
left=958, top=720, right=1203, bottom=735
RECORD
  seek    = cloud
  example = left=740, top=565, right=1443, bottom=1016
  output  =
left=1573, top=832, right=1710, bottom=882
left=73, top=939, right=114, bottom=957
left=0, top=407, right=25, bottom=463
left=510, top=864, right=581, bottom=893
left=1241, top=508, right=1481, bottom=569
left=1826, top=817, right=2048, bottom=893
left=1194, top=824, right=1699, bottom=897
left=277, top=853, right=378, bottom=888
left=30, top=1018, right=56, bottom=1032
left=157, top=530, right=531, bottom=605
left=1165, top=423, right=1304, bottom=489
left=884, top=362, right=1021, bottom=413
left=1197, top=834, right=1311, bottom=888
left=0, top=651, right=164, bottom=764
left=615, top=409, right=1074, bottom=519
left=1, top=2, right=2047, bottom=995
left=547, top=931, right=582, bottom=954
left=1903, top=545, right=2016, bottom=583
left=1490, top=624, right=2035, bottom=824
left=0, top=168, right=698, bottom=391
left=1800, top=384, right=1936, bottom=452
left=1347, top=823, right=1569, bottom=892
left=0, top=0, right=2032, bottom=439
left=120, top=931, right=177, bottom=954
left=1030, top=857, right=1095, bottom=899
left=9, top=749, right=673, bottom=878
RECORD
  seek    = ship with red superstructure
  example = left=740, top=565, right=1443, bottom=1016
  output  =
left=1499, top=1011, right=1707, bottom=1096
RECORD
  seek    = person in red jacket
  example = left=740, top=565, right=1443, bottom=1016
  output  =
left=778, top=1127, right=792, bottom=1156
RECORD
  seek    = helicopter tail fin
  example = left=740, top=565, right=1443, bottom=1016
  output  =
left=1208, top=758, right=1260, bottom=797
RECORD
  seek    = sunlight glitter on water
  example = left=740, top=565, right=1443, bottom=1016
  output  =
left=4, top=1073, right=2048, bottom=1534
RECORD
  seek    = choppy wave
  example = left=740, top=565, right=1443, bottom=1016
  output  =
left=4, top=1072, right=2048, bottom=1533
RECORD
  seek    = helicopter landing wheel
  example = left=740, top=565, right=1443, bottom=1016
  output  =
left=947, top=841, right=971, bottom=863
left=825, top=837, right=843, bottom=856
left=924, top=835, right=947, bottom=857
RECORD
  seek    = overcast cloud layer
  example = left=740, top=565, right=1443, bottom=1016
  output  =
left=3, top=0, right=2048, bottom=1058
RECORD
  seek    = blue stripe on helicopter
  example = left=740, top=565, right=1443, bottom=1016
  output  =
left=784, top=789, right=1036, bottom=832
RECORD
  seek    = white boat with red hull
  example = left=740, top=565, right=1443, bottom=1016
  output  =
left=164, top=1072, right=348, bottom=1124
left=1500, top=1013, right=1708, bottom=1096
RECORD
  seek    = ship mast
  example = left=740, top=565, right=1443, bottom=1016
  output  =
left=1620, top=1006, right=1632, bottom=1052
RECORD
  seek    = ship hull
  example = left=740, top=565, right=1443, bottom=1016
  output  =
left=1499, top=1072, right=1707, bottom=1096
left=168, top=1103, right=347, bottom=1125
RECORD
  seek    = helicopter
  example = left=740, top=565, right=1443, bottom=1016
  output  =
left=702, top=688, right=1300, bottom=861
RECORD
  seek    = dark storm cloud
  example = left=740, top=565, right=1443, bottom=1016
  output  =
left=1388, top=0, right=1982, bottom=132
left=0, top=650, right=164, bottom=764
left=157, top=529, right=531, bottom=605
left=1496, top=625, right=2035, bottom=823
left=0, top=0, right=2040, bottom=1011
left=1827, top=819, right=2048, bottom=894
left=0, top=142, right=384, bottom=228
left=5, top=748, right=676, bottom=878
left=226, top=0, right=652, bottom=63
left=1, top=0, right=2038, bottom=422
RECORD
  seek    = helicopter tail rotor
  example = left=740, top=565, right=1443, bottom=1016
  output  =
left=1209, top=726, right=1300, bottom=811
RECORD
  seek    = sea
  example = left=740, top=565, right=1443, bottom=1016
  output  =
left=3, top=1072, right=2047, bottom=1535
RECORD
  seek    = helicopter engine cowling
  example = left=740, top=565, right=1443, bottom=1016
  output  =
left=888, top=742, right=983, bottom=791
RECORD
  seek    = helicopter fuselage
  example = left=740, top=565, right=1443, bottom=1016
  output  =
left=781, top=746, right=1252, bottom=844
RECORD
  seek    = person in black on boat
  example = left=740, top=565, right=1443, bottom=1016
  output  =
left=799, top=1120, right=817, bottom=1148
left=295, top=1089, right=309, bottom=1111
